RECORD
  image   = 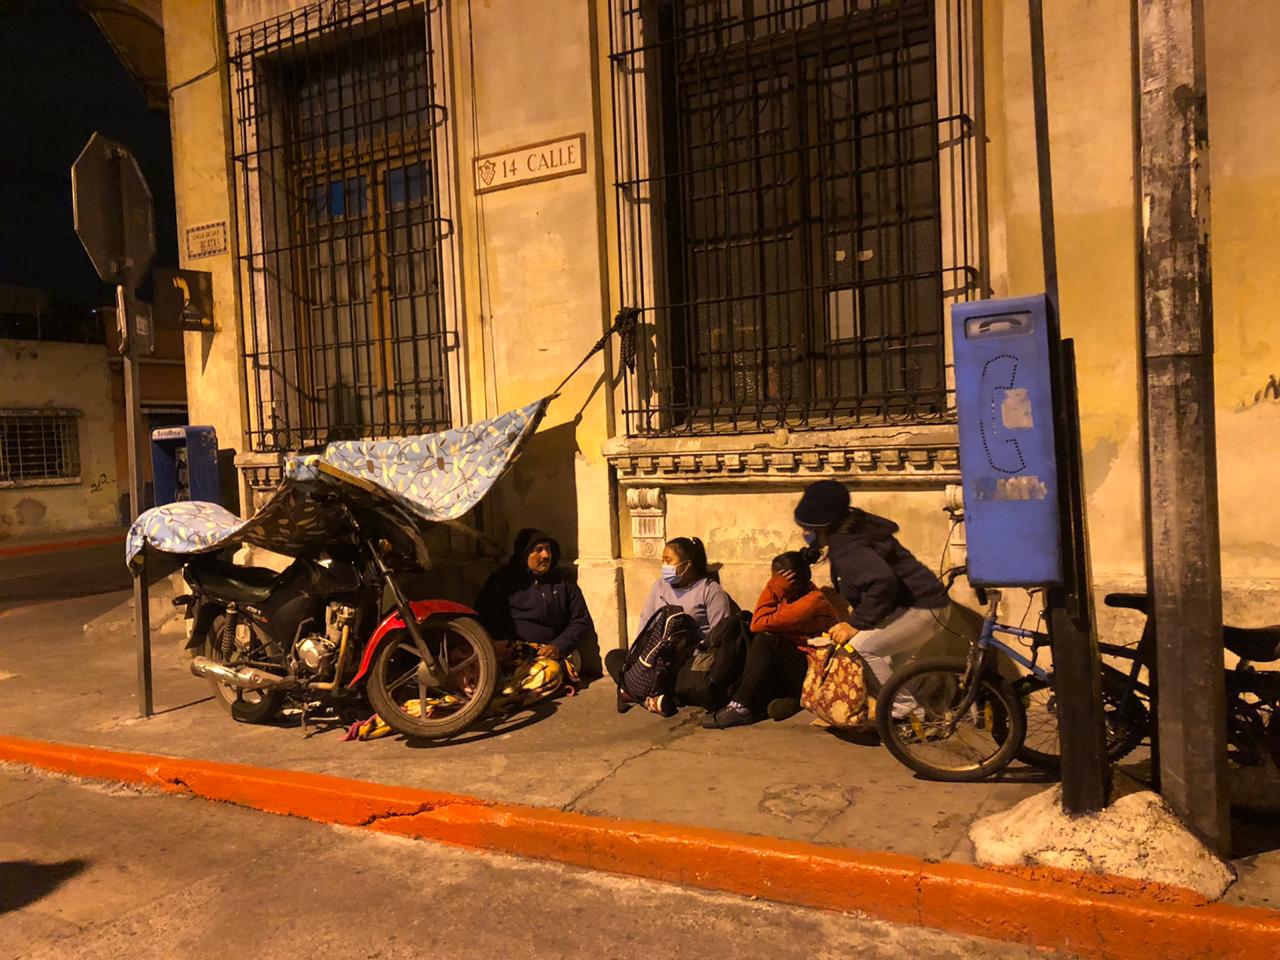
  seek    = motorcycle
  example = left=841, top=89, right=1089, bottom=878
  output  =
left=176, top=495, right=496, bottom=738
left=127, top=399, right=551, bottom=740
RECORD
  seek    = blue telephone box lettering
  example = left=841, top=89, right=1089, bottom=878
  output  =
left=952, top=295, right=1063, bottom=587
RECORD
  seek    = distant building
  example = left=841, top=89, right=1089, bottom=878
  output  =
left=160, top=0, right=1280, bottom=647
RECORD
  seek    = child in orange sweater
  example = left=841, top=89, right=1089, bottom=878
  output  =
left=703, top=551, right=841, bottom=728
left=750, top=551, right=841, bottom=640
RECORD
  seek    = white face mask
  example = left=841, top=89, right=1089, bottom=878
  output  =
left=661, top=562, right=684, bottom=584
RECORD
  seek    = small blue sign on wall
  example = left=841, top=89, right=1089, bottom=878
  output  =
left=952, top=295, right=1063, bottom=587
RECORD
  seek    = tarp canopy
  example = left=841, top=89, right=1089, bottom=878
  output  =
left=125, top=398, right=551, bottom=570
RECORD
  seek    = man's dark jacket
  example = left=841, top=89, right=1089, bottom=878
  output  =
left=474, top=528, right=595, bottom=658
left=828, top=510, right=948, bottom=630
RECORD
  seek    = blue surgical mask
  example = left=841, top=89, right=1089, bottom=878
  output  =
left=661, top=563, right=682, bottom=584
left=803, top=530, right=819, bottom=547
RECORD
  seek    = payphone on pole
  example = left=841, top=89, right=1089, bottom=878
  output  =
left=952, top=292, right=1110, bottom=814
left=151, top=425, right=220, bottom=507
left=951, top=294, right=1063, bottom=588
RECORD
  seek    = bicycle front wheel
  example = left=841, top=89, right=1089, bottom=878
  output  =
left=876, top=656, right=1026, bottom=782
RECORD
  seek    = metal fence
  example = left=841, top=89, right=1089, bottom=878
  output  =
left=608, top=0, right=983, bottom=435
left=0, top=411, right=80, bottom=485
left=230, top=0, right=458, bottom=452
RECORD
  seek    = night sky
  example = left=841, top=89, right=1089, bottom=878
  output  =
left=0, top=0, right=177, bottom=308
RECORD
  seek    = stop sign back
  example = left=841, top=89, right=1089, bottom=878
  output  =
left=71, top=132, right=155, bottom=291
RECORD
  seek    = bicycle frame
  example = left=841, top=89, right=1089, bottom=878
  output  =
left=976, top=591, right=1052, bottom=683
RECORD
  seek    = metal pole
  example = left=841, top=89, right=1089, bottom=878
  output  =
left=1135, top=0, right=1228, bottom=853
left=119, top=284, right=153, bottom=718
left=1028, top=0, right=1058, bottom=313
left=1028, top=0, right=1110, bottom=814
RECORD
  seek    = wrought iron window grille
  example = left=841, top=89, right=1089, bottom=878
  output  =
left=230, top=0, right=460, bottom=453
left=0, top=410, right=81, bottom=486
left=608, top=0, right=983, bottom=436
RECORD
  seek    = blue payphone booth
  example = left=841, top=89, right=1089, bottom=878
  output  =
left=150, top=425, right=221, bottom=507
left=951, top=294, right=1064, bottom=587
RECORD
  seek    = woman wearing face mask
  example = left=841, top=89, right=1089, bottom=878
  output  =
left=636, top=536, right=734, bottom=641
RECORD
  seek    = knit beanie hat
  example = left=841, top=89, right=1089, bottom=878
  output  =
left=793, top=479, right=851, bottom=529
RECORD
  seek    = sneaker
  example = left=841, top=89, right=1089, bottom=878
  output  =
left=766, top=697, right=800, bottom=721
left=700, top=703, right=755, bottom=729
left=644, top=694, right=676, bottom=717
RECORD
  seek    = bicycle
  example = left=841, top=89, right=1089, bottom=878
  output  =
left=876, top=572, right=1280, bottom=803
left=874, top=570, right=1147, bottom=783
left=1031, top=592, right=1280, bottom=813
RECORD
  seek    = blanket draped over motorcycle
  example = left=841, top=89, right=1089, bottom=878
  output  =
left=125, top=398, right=553, bottom=740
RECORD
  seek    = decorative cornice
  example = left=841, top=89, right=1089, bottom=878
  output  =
left=604, top=424, right=959, bottom=487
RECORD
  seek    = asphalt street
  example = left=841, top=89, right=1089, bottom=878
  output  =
left=0, top=768, right=1061, bottom=960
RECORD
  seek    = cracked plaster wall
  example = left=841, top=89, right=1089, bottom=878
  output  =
left=0, top=341, right=119, bottom=539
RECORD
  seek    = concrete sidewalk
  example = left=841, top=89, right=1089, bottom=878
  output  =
left=0, top=590, right=1277, bottom=913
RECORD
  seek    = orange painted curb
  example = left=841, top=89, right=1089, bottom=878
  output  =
left=0, top=533, right=122, bottom=558
left=1, top=734, right=1277, bottom=959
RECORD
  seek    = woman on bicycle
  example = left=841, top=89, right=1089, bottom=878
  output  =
left=793, top=480, right=948, bottom=709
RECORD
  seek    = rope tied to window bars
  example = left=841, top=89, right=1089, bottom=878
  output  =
left=549, top=307, right=639, bottom=400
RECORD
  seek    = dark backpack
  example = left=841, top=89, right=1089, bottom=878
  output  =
left=618, top=606, right=699, bottom=703
left=674, top=611, right=749, bottom=710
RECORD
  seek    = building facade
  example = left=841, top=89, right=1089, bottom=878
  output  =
left=0, top=336, right=119, bottom=538
left=161, top=0, right=1280, bottom=653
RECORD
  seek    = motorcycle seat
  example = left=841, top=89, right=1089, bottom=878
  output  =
left=188, top=559, right=282, bottom=605
left=1224, top=624, right=1280, bottom=664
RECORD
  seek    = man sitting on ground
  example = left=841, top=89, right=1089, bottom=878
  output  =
left=474, top=528, right=595, bottom=706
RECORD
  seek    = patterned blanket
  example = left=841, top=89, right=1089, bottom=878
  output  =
left=125, top=398, right=551, bottom=570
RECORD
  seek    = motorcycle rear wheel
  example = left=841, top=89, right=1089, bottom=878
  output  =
left=202, top=613, right=285, bottom=723
left=366, top=615, right=498, bottom=739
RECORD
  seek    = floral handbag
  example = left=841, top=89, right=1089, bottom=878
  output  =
left=800, top=638, right=869, bottom=728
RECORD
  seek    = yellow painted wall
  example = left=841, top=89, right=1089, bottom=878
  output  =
left=1204, top=0, right=1280, bottom=593
left=450, top=0, right=620, bottom=639
left=986, top=0, right=1280, bottom=622
left=164, top=0, right=246, bottom=456
left=0, top=341, right=120, bottom=537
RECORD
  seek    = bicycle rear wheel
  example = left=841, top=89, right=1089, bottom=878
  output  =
left=1016, top=664, right=1149, bottom=771
left=876, top=656, right=1026, bottom=782
left=1226, top=692, right=1280, bottom=815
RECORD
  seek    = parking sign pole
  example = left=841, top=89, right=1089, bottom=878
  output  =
left=118, top=284, right=153, bottom=718
left=1028, top=0, right=1109, bottom=814
left=73, top=133, right=157, bottom=719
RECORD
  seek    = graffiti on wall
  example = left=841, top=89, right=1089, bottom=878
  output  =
left=1238, top=375, right=1280, bottom=412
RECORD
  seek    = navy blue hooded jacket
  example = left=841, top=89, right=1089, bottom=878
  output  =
left=473, top=528, right=595, bottom=658
left=828, top=510, right=948, bottom=630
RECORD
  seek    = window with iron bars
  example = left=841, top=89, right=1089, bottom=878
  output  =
left=230, top=0, right=458, bottom=453
left=0, top=411, right=80, bottom=485
left=608, top=0, right=983, bottom=436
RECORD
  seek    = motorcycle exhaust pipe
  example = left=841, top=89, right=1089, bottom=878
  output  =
left=190, top=656, right=292, bottom=691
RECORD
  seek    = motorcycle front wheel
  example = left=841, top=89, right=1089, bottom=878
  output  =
left=366, top=615, right=498, bottom=739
